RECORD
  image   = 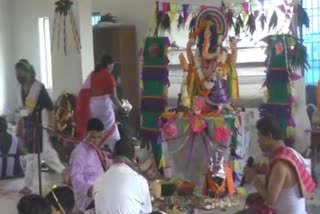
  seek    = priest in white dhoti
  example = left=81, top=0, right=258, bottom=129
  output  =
left=94, top=138, right=152, bottom=214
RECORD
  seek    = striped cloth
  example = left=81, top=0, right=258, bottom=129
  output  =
left=267, top=146, right=317, bottom=196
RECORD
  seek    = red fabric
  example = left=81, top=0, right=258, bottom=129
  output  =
left=246, top=193, right=276, bottom=214
left=267, top=147, right=316, bottom=196
left=76, top=88, right=91, bottom=139
left=90, top=69, right=116, bottom=97
left=76, top=70, right=116, bottom=139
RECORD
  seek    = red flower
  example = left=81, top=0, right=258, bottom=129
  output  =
left=275, top=42, right=284, bottom=55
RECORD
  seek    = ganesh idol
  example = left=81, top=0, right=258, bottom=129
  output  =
left=179, top=17, right=239, bottom=111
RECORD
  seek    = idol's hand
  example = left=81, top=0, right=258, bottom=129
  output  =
left=229, top=38, right=238, bottom=50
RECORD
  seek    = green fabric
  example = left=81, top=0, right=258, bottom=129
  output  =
left=279, top=119, right=288, bottom=137
left=143, top=37, right=167, bottom=66
left=142, top=112, right=162, bottom=129
left=143, top=80, right=165, bottom=96
left=267, top=82, right=289, bottom=103
left=152, top=142, right=162, bottom=163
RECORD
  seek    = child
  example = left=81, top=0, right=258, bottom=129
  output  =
left=17, top=194, right=51, bottom=214
left=46, top=185, right=75, bottom=214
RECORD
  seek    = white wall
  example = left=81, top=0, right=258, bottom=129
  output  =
left=9, top=0, right=91, bottom=100
left=92, top=0, right=245, bottom=47
left=11, top=0, right=49, bottom=81
left=48, top=0, right=83, bottom=99
left=0, top=0, right=15, bottom=116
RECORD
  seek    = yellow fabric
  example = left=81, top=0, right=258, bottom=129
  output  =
left=241, top=11, right=248, bottom=22
left=215, top=117, right=225, bottom=128
left=26, top=99, right=36, bottom=108
left=228, top=63, right=240, bottom=100
left=169, top=3, right=177, bottom=21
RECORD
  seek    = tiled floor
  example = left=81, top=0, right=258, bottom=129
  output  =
left=0, top=171, right=62, bottom=214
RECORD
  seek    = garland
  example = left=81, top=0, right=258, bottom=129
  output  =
left=52, top=0, right=81, bottom=55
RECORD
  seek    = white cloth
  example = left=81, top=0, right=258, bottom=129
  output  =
left=94, top=163, right=152, bottom=214
left=82, top=72, right=120, bottom=151
left=17, top=80, right=42, bottom=116
left=23, top=146, right=65, bottom=191
left=89, top=94, right=120, bottom=151
left=272, top=184, right=306, bottom=214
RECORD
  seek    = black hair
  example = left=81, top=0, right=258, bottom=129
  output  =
left=0, top=117, right=7, bottom=133
left=197, top=19, right=219, bottom=56
left=45, top=186, right=75, bottom=214
left=17, top=194, right=51, bottom=214
left=256, top=115, right=283, bottom=140
left=113, top=137, right=135, bottom=160
left=15, top=59, right=36, bottom=80
left=94, top=54, right=114, bottom=72
left=86, top=118, right=104, bottom=132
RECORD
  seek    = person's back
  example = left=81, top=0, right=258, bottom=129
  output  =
left=95, top=163, right=150, bottom=214
left=243, top=116, right=315, bottom=214
left=271, top=158, right=306, bottom=214
left=94, top=138, right=152, bottom=214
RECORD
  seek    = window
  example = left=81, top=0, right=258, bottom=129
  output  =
left=303, top=0, right=320, bottom=84
left=38, top=17, right=52, bottom=89
left=92, top=12, right=101, bottom=26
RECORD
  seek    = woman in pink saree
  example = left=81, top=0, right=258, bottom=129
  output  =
left=76, top=54, right=126, bottom=151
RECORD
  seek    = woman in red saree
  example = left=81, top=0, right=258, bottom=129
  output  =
left=77, top=54, right=126, bottom=151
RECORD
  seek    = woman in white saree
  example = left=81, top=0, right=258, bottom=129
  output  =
left=76, top=54, right=127, bottom=151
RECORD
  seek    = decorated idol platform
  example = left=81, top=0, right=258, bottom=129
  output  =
left=136, top=0, right=309, bottom=213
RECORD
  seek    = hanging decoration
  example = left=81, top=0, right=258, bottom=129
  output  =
left=52, top=0, right=80, bottom=55
left=149, top=1, right=309, bottom=40
left=177, top=13, right=185, bottom=30
left=140, top=37, right=170, bottom=163
left=161, top=2, right=171, bottom=32
left=260, top=34, right=298, bottom=147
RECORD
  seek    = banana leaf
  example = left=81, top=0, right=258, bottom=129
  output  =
left=226, top=9, right=234, bottom=28
left=189, top=15, right=196, bottom=32
left=234, top=15, right=243, bottom=37
left=297, top=4, right=309, bottom=29
left=246, top=13, right=256, bottom=35
left=177, top=13, right=185, bottom=30
left=161, top=13, right=171, bottom=32
left=259, top=13, right=267, bottom=30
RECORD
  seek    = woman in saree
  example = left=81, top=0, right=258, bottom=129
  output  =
left=77, top=54, right=127, bottom=151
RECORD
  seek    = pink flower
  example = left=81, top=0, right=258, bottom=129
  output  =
left=215, top=126, right=231, bottom=145
left=163, top=122, right=177, bottom=139
left=191, top=115, right=207, bottom=133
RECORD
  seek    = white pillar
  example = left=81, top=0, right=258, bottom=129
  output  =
left=78, top=0, right=94, bottom=82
